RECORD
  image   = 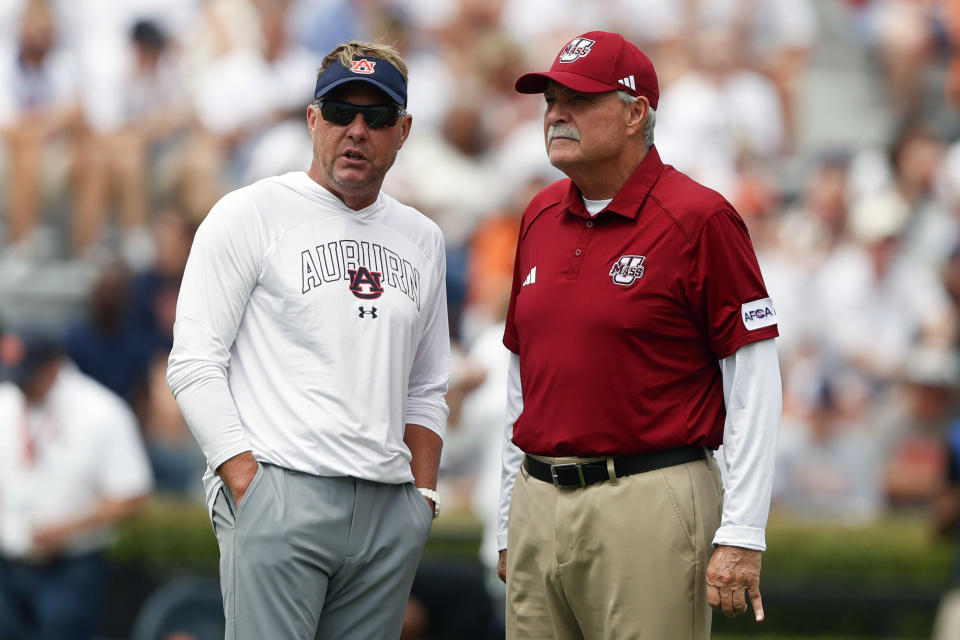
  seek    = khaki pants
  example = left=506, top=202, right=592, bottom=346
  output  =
left=933, top=588, right=960, bottom=640
left=506, top=453, right=722, bottom=640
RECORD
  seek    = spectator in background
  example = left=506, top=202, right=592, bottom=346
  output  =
left=772, top=154, right=853, bottom=357
left=774, top=380, right=883, bottom=523
left=77, top=19, right=192, bottom=268
left=656, top=26, right=785, bottom=198
left=730, top=162, right=783, bottom=250
left=618, top=0, right=817, bottom=147
left=890, top=126, right=945, bottom=213
left=0, top=0, right=85, bottom=260
left=64, top=262, right=152, bottom=404
left=460, top=175, right=552, bottom=341
left=129, top=208, right=197, bottom=357
left=176, top=0, right=267, bottom=218
left=385, top=99, right=499, bottom=335
left=474, top=32, right=544, bottom=148
left=887, top=126, right=951, bottom=267
left=879, top=347, right=960, bottom=506
left=746, top=0, right=818, bottom=150
left=181, top=0, right=318, bottom=219
left=387, top=101, right=498, bottom=251
left=64, top=210, right=194, bottom=407
left=0, top=329, right=153, bottom=640
left=814, top=188, right=955, bottom=385
left=463, top=207, right=520, bottom=337
left=435, top=344, right=487, bottom=508
left=237, top=1, right=322, bottom=184
left=780, top=153, right=853, bottom=264
left=855, top=0, right=947, bottom=120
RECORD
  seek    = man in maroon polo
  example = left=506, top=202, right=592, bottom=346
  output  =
left=496, top=31, right=781, bottom=639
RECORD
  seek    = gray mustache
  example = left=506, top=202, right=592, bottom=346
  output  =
left=547, top=124, right=581, bottom=143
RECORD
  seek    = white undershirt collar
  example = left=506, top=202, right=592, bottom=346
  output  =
left=582, top=196, right=613, bottom=217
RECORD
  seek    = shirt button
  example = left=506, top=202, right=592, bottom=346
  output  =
left=586, top=221, right=594, bottom=228
left=574, top=249, right=582, bottom=256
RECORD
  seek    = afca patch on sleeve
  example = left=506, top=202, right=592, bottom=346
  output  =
left=741, top=297, right=777, bottom=330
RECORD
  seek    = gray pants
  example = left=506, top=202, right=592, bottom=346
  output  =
left=211, top=463, right=433, bottom=639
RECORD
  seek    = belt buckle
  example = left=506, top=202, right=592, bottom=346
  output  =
left=551, top=462, right=586, bottom=488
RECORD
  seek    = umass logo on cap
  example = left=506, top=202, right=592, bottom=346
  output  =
left=558, top=37, right=596, bottom=63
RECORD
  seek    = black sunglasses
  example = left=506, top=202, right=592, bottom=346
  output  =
left=318, top=99, right=407, bottom=129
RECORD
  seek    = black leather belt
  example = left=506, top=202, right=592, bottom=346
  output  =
left=524, top=446, right=706, bottom=488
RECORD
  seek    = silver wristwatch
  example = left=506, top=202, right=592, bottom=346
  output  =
left=416, top=487, right=440, bottom=519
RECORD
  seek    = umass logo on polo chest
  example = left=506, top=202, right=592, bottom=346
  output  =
left=300, top=239, right=422, bottom=309
left=609, top=255, right=645, bottom=286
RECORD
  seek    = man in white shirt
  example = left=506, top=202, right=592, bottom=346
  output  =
left=0, top=330, right=153, bottom=640
left=167, top=40, right=450, bottom=640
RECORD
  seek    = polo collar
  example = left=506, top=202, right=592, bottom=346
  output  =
left=560, top=145, right=665, bottom=219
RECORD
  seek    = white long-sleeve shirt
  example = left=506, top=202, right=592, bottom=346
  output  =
left=497, top=337, right=780, bottom=551
left=167, top=172, right=450, bottom=513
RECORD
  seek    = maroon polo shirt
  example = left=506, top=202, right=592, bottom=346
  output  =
left=503, top=146, right=778, bottom=456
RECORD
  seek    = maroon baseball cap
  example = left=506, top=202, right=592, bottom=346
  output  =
left=515, top=31, right=659, bottom=109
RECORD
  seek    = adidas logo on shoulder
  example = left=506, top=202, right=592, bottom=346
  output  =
left=522, top=266, right=537, bottom=286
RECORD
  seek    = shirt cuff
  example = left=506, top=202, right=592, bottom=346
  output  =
left=405, top=401, right=447, bottom=440
left=208, top=443, right=256, bottom=475
left=712, top=525, right=766, bottom=551
left=497, top=532, right=508, bottom=551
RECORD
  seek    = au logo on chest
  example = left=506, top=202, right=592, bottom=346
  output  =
left=349, top=267, right=384, bottom=299
left=300, top=239, right=422, bottom=309
left=609, top=255, right=646, bottom=286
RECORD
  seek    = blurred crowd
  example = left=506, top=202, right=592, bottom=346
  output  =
left=2, top=0, right=960, bottom=634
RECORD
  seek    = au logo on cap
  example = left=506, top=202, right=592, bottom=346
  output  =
left=351, top=59, right=376, bottom=75
left=558, top=37, right=595, bottom=63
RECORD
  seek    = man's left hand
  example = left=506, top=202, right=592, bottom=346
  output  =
left=706, top=545, right=764, bottom=621
left=31, top=524, right=73, bottom=560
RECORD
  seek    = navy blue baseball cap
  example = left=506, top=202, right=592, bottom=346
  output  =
left=314, top=56, right=407, bottom=106
left=0, top=330, right=62, bottom=385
